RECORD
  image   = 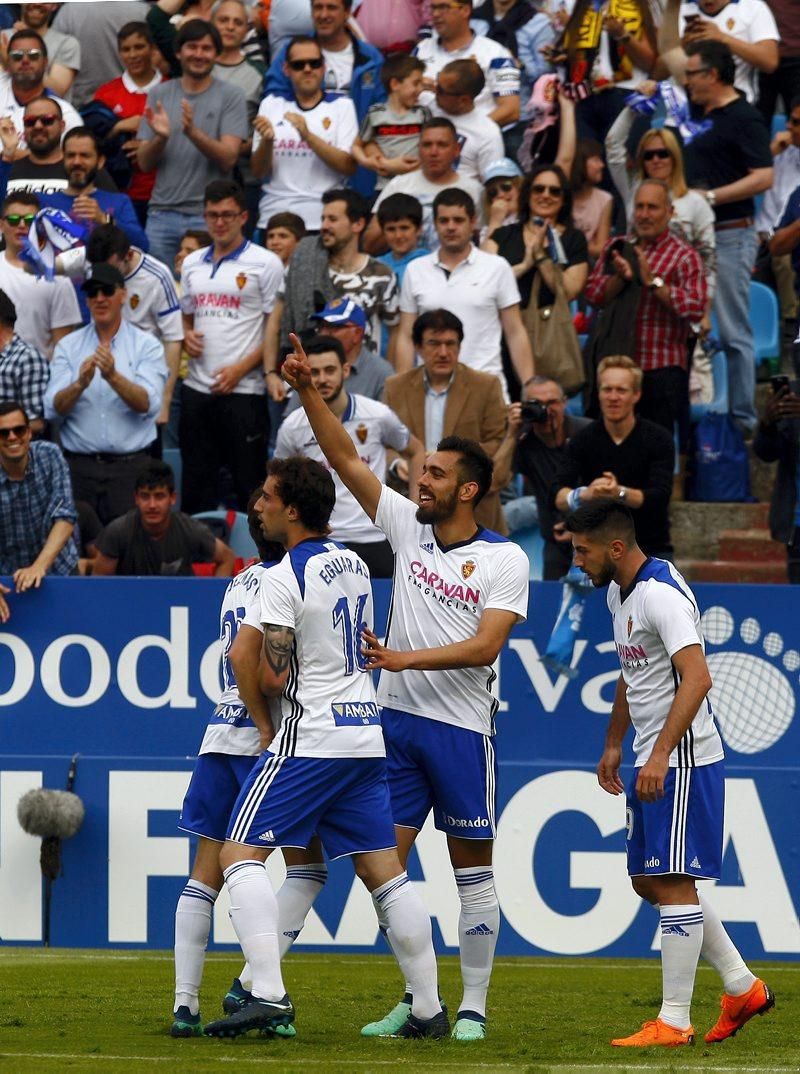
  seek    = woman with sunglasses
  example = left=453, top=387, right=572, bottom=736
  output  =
left=481, top=158, right=523, bottom=244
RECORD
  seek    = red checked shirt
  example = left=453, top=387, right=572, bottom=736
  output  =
left=585, top=230, right=707, bottom=372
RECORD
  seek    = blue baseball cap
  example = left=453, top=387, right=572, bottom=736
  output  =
left=482, top=158, right=523, bottom=184
left=311, top=297, right=367, bottom=328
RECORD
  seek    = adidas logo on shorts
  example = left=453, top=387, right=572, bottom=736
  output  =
left=257, top=830, right=275, bottom=842
left=690, top=856, right=701, bottom=869
left=465, top=922, right=494, bottom=936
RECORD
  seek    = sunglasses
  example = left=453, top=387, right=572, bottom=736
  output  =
left=643, top=148, right=671, bottom=161
left=0, top=424, right=29, bottom=440
left=531, top=183, right=564, bottom=197
left=23, top=114, right=59, bottom=128
left=287, top=57, right=323, bottom=71
left=487, top=180, right=515, bottom=198
left=9, top=48, right=43, bottom=61
left=4, top=213, right=36, bottom=226
left=85, top=284, right=117, bottom=298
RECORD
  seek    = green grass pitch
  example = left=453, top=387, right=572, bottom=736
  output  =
left=0, top=950, right=795, bottom=1073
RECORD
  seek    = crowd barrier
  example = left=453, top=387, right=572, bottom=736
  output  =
left=0, top=577, right=797, bottom=958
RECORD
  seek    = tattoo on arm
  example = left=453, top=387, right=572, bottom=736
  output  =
left=263, top=624, right=294, bottom=675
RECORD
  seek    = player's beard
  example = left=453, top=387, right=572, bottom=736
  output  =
left=588, top=555, right=616, bottom=588
left=415, top=487, right=458, bottom=526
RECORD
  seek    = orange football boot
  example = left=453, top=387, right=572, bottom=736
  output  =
left=705, top=978, right=774, bottom=1043
left=611, top=1018, right=695, bottom=1047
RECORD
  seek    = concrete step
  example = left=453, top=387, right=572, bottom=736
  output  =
left=676, top=559, right=788, bottom=584
left=718, top=528, right=787, bottom=563
left=670, top=502, right=770, bottom=560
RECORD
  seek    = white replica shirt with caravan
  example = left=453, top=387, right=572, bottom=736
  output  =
left=607, top=556, right=724, bottom=767
left=243, top=539, right=385, bottom=758
left=679, top=0, right=779, bottom=103
left=375, top=486, right=529, bottom=735
left=199, top=561, right=273, bottom=757
left=180, top=239, right=284, bottom=395
left=414, top=32, right=520, bottom=119
left=274, top=394, right=411, bottom=544
left=253, top=91, right=359, bottom=229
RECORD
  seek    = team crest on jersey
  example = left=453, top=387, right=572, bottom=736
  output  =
left=462, top=559, right=476, bottom=580
left=322, top=116, right=331, bottom=129
left=627, top=614, right=633, bottom=639
left=129, top=293, right=139, bottom=310
left=726, top=17, right=735, bottom=30
left=236, top=272, right=247, bottom=290
left=355, top=423, right=368, bottom=443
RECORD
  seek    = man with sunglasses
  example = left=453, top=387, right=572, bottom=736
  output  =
left=0, top=30, right=80, bottom=149
left=14, top=2, right=81, bottom=100
left=0, top=191, right=80, bottom=358
left=0, top=399, right=79, bottom=623
left=44, top=262, right=167, bottom=525
left=252, top=35, right=357, bottom=232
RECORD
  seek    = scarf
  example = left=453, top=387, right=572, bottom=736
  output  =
left=541, top=564, right=594, bottom=680
left=20, top=208, right=88, bottom=281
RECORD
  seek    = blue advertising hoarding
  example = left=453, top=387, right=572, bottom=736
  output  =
left=0, top=577, right=797, bottom=958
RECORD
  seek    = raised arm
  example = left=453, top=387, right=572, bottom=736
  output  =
left=282, top=333, right=383, bottom=521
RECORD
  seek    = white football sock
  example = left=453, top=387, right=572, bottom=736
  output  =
left=455, top=867, right=499, bottom=1019
left=276, top=862, right=327, bottom=956
left=658, top=904, right=703, bottom=1029
left=698, top=893, right=756, bottom=996
left=224, top=860, right=285, bottom=1003
left=372, top=873, right=439, bottom=1020
left=174, top=879, right=218, bottom=1015
left=372, top=885, right=412, bottom=998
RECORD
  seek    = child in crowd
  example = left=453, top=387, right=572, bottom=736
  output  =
left=264, top=211, right=306, bottom=266
left=376, top=193, right=428, bottom=284
left=352, top=54, right=431, bottom=189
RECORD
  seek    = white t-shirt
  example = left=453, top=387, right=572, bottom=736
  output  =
left=0, top=76, right=81, bottom=148
left=399, top=244, right=520, bottom=394
left=0, top=251, right=80, bottom=359
left=322, top=42, right=354, bottom=92
left=375, top=486, right=529, bottom=735
left=372, top=169, right=485, bottom=251
left=253, top=92, right=359, bottom=229
left=432, top=104, right=505, bottom=183
left=244, top=539, right=384, bottom=758
left=274, top=393, right=410, bottom=543
left=679, top=0, right=778, bottom=103
left=180, top=240, right=283, bottom=395
left=607, top=557, right=724, bottom=768
left=199, top=561, right=270, bottom=756
left=414, top=33, right=520, bottom=119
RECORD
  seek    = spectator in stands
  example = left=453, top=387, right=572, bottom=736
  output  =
left=365, top=117, right=485, bottom=252
left=355, top=0, right=427, bottom=54
left=553, top=355, right=675, bottom=559
left=494, top=374, right=591, bottom=579
left=682, top=39, right=773, bottom=435
left=352, top=53, right=430, bottom=192
left=752, top=382, right=800, bottom=583
left=274, top=333, right=424, bottom=576
left=91, top=460, right=236, bottom=577
left=585, top=180, right=707, bottom=452
left=267, top=188, right=399, bottom=398
left=480, top=157, right=523, bottom=245
left=0, top=290, right=49, bottom=434
left=383, top=307, right=510, bottom=534
left=0, top=400, right=78, bottom=620
left=179, top=180, right=282, bottom=514
left=396, top=187, right=533, bottom=398
left=570, top=139, right=613, bottom=260
left=375, top=193, right=427, bottom=285
left=44, top=262, right=167, bottom=525
left=414, top=0, right=520, bottom=131
left=770, top=178, right=800, bottom=345
left=264, top=211, right=305, bottom=266
left=0, top=29, right=81, bottom=145
left=0, top=191, right=80, bottom=358
left=138, top=20, right=248, bottom=268
left=53, top=0, right=149, bottom=111
left=251, top=35, right=358, bottom=233
left=93, top=21, right=166, bottom=227
left=38, top=127, right=149, bottom=251
left=757, top=0, right=800, bottom=123
left=11, top=3, right=81, bottom=100
left=310, top=298, right=393, bottom=401
left=431, top=59, right=504, bottom=183
left=759, top=98, right=800, bottom=325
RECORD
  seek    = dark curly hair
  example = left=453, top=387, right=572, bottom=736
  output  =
left=267, top=456, right=335, bottom=533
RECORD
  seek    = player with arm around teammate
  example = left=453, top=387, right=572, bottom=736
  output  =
left=282, top=335, right=530, bottom=1042
left=203, top=456, right=447, bottom=1040
left=566, top=500, right=774, bottom=1049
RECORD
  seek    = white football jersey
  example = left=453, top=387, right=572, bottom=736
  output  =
left=414, top=33, right=520, bottom=118
left=244, top=540, right=384, bottom=759
left=607, top=557, right=724, bottom=768
left=199, top=561, right=271, bottom=756
left=274, top=394, right=410, bottom=544
left=375, top=486, right=529, bottom=735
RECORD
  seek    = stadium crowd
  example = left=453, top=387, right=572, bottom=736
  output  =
left=2, top=0, right=800, bottom=599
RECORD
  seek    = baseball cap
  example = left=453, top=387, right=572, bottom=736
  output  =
left=311, top=298, right=367, bottom=329
left=81, top=262, right=125, bottom=292
left=482, top=158, right=522, bottom=184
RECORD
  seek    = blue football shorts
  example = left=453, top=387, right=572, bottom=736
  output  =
left=179, top=752, right=259, bottom=842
